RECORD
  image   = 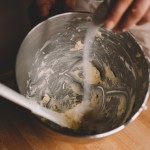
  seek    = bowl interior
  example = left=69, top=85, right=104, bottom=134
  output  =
left=16, top=12, right=149, bottom=136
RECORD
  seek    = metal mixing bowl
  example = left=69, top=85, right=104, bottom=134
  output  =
left=16, top=12, right=149, bottom=143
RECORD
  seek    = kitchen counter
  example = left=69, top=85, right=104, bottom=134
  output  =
left=0, top=78, right=150, bottom=150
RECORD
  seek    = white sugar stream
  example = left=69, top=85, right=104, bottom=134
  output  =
left=83, top=24, right=99, bottom=101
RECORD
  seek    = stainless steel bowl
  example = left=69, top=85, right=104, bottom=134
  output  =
left=16, top=12, right=149, bottom=143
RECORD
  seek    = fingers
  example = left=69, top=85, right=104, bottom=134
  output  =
left=39, top=4, right=51, bottom=17
left=36, top=0, right=76, bottom=17
left=65, top=0, right=76, bottom=10
left=137, top=6, right=150, bottom=25
left=121, top=0, right=150, bottom=30
left=36, top=0, right=54, bottom=17
left=104, top=0, right=133, bottom=30
left=104, top=0, right=150, bottom=31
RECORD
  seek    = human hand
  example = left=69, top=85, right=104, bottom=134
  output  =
left=104, top=0, right=150, bottom=31
left=36, top=0, right=76, bottom=18
left=35, top=0, right=54, bottom=17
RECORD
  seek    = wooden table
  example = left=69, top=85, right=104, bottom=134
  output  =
left=0, top=79, right=150, bottom=150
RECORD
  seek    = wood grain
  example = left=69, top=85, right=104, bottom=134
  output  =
left=0, top=80, right=150, bottom=150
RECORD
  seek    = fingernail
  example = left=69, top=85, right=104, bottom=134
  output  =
left=122, top=28, right=127, bottom=32
left=105, top=21, right=115, bottom=30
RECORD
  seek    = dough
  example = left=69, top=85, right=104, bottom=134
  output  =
left=85, top=62, right=100, bottom=84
